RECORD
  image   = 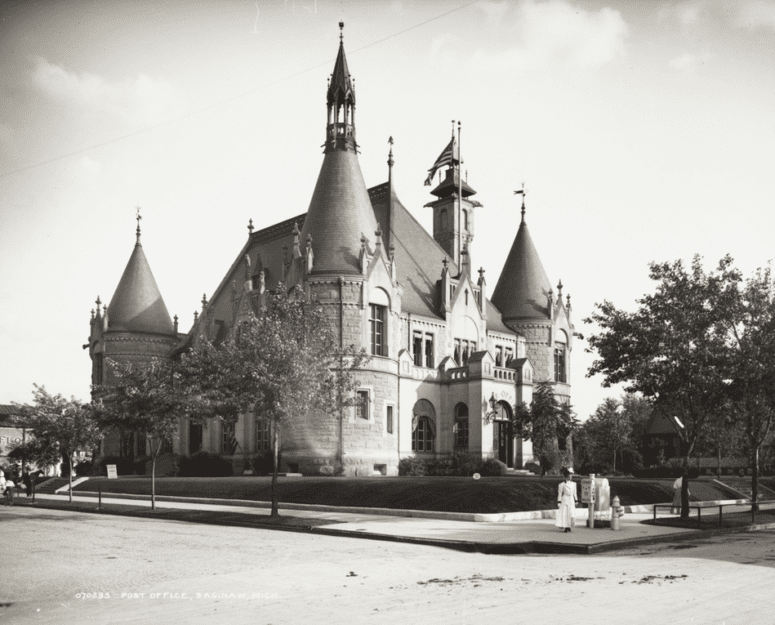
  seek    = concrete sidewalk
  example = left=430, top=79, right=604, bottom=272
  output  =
left=17, top=492, right=761, bottom=554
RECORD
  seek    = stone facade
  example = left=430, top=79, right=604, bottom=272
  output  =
left=90, top=31, right=574, bottom=476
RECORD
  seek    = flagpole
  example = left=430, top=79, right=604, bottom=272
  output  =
left=457, top=120, right=462, bottom=268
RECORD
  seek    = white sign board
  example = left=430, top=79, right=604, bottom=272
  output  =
left=106, top=464, right=118, bottom=479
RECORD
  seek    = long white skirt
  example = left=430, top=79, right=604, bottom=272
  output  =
left=555, top=502, right=576, bottom=528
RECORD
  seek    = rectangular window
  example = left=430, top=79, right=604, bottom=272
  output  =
left=454, top=419, right=469, bottom=449
left=495, top=346, right=503, bottom=367
left=356, top=390, right=370, bottom=420
left=386, top=405, right=394, bottom=434
left=255, top=419, right=271, bottom=452
left=370, top=304, right=386, bottom=356
left=554, top=346, right=567, bottom=383
left=454, top=339, right=462, bottom=365
left=413, top=332, right=423, bottom=366
left=505, top=347, right=514, bottom=367
left=424, top=335, right=434, bottom=368
left=412, top=418, right=434, bottom=452
left=222, top=421, right=236, bottom=454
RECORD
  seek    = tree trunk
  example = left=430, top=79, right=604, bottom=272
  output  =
left=271, top=425, right=279, bottom=517
left=681, top=461, right=690, bottom=519
left=68, top=454, right=73, bottom=504
left=717, top=445, right=722, bottom=478
left=151, top=438, right=157, bottom=511
left=751, top=445, right=759, bottom=513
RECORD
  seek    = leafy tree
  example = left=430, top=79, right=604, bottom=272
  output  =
left=179, top=283, right=368, bottom=516
left=93, top=359, right=189, bottom=510
left=585, top=255, right=739, bottom=517
left=695, top=403, right=744, bottom=478
left=584, top=398, right=631, bottom=473
left=721, top=265, right=775, bottom=509
left=513, top=381, right=576, bottom=475
left=580, top=394, right=652, bottom=474
left=12, top=385, right=103, bottom=502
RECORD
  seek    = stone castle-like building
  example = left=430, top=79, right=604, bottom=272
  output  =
left=88, top=29, right=574, bottom=476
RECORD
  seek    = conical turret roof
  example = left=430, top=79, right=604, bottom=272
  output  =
left=301, top=150, right=378, bottom=275
left=491, top=216, right=552, bottom=321
left=107, top=234, right=175, bottom=335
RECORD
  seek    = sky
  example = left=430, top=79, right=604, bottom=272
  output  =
left=2, top=0, right=775, bottom=421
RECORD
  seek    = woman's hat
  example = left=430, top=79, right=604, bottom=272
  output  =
left=567, top=468, right=574, bottom=474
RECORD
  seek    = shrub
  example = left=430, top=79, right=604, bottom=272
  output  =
left=450, top=452, right=482, bottom=477
left=97, top=456, right=135, bottom=476
left=426, top=457, right=455, bottom=476
left=480, top=458, right=508, bottom=476
left=179, top=451, right=234, bottom=477
left=75, top=461, right=94, bottom=477
left=133, top=455, right=153, bottom=475
left=398, top=456, right=427, bottom=476
left=251, top=451, right=278, bottom=476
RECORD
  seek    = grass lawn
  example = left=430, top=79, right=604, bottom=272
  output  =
left=34, top=475, right=746, bottom=514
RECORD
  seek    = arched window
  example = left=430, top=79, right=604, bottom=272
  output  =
left=454, top=403, right=469, bottom=449
left=462, top=209, right=468, bottom=232
left=412, top=399, right=436, bottom=452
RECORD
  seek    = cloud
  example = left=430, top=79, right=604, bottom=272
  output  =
left=735, top=0, right=775, bottom=31
left=470, top=0, right=628, bottom=73
left=31, top=58, right=182, bottom=125
left=668, top=51, right=714, bottom=71
left=658, top=2, right=707, bottom=25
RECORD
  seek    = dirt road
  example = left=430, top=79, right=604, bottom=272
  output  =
left=2, top=507, right=773, bottom=624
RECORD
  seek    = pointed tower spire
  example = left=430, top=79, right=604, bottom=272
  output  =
left=326, top=21, right=357, bottom=153
left=300, top=26, right=378, bottom=276
left=107, top=216, right=175, bottom=335
left=491, top=192, right=552, bottom=321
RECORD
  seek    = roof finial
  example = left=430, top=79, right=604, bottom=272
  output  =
left=339, top=20, right=344, bottom=42
left=135, top=204, right=142, bottom=244
left=557, top=280, right=563, bottom=297
left=248, top=218, right=254, bottom=234
left=451, top=119, right=455, bottom=139
left=514, top=182, right=527, bottom=223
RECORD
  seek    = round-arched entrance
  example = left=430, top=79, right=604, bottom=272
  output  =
left=492, top=400, right=514, bottom=468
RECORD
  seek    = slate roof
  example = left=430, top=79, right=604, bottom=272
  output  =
left=491, top=217, right=552, bottom=321
left=369, top=183, right=516, bottom=339
left=107, top=238, right=176, bottom=336
left=301, top=150, right=378, bottom=275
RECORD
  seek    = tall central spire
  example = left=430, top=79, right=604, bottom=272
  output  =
left=300, top=25, right=377, bottom=275
left=326, top=21, right=357, bottom=153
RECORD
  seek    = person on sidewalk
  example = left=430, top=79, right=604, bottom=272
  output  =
left=555, top=468, right=578, bottom=533
left=670, top=475, right=689, bottom=514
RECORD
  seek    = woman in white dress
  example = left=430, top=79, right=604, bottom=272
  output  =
left=555, top=468, right=578, bottom=532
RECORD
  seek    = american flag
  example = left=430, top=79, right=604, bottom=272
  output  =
left=424, top=137, right=458, bottom=186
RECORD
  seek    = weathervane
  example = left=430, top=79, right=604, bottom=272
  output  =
left=514, top=183, right=527, bottom=221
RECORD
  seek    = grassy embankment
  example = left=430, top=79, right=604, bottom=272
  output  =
left=32, top=475, right=764, bottom=514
